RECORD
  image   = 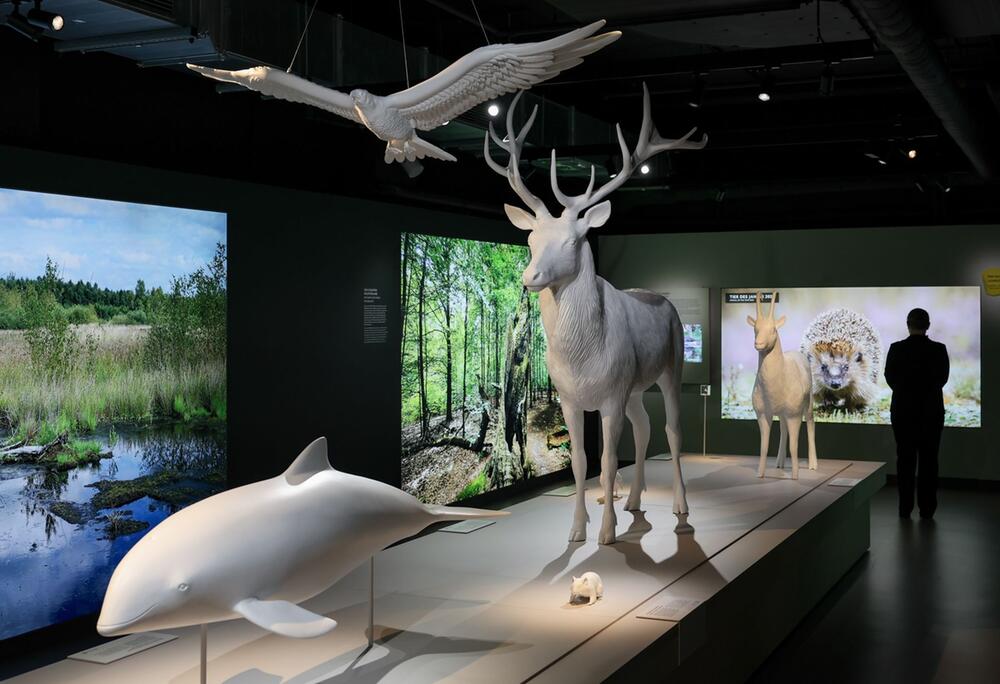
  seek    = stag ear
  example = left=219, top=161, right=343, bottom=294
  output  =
left=775, top=315, right=786, bottom=328
left=746, top=315, right=756, bottom=327
left=582, top=201, right=612, bottom=230
left=504, top=204, right=536, bottom=232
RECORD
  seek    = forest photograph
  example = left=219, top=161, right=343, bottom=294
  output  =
left=401, top=233, right=570, bottom=505
left=0, top=188, right=227, bottom=640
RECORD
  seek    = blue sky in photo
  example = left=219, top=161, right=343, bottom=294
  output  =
left=0, top=188, right=227, bottom=292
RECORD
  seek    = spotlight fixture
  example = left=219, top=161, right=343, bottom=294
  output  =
left=757, top=71, right=774, bottom=102
left=687, top=75, right=705, bottom=109
left=26, top=1, right=63, bottom=31
left=487, top=103, right=500, bottom=117
left=907, top=148, right=918, bottom=159
left=639, top=163, right=651, bottom=175
left=715, top=189, right=727, bottom=203
left=819, top=64, right=834, bottom=97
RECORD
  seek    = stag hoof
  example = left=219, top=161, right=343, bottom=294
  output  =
left=674, top=513, right=694, bottom=534
left=568, top=525, right=587, bottom=542
left=624, top=491, right=642, bottom=511
left=673, top=499, right=689, bottom=515
left=757, top=467, right=766, bottom=478
left=598, top=528, right=617, bottom=545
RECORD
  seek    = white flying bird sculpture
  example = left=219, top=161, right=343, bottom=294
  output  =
left=187, top=20, right=620, bottom=163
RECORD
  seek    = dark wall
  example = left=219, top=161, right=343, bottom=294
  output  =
left=599, top=226, right=1000, bottom=482
left=0, top=143, right=520, bottom=490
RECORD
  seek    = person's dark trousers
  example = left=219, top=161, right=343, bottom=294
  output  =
left=892, top=417, right=942, bottom=518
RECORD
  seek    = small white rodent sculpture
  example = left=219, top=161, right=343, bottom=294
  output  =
left=570, top=572, right=604, bottom=605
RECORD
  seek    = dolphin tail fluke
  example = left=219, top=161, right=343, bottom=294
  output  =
left=425, top=504, right=509, bottom=522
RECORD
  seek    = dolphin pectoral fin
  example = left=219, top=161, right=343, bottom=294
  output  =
left=233, top=598, right=337, bottom=638
left=284, top=437, right=334, bottom=485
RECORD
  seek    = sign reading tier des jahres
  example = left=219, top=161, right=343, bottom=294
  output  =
left=363, top=287, right=388, bottom=344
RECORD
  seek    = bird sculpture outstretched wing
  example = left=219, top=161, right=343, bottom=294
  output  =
left=186, top=20, right=620, bottom=163
left=185, top=66, right=361, bottom=123
left=386, top=20, right=620, bottom=130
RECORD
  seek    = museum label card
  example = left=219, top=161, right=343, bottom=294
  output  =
left=543, top=485, right=577, bottom=496
left=68, top=632, right=177, bottom=664
left=637, top=597, right=702, bottom=622
left=648, top=453, right=673, bottom=461
left=828, top=477, right=862, bottom=487
left=439, top=519, right=495, bottom=534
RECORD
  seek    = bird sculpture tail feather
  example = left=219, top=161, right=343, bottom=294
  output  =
left=385, top=135, right=457, bottom=164
left=425, top=504, right=509, bottom=522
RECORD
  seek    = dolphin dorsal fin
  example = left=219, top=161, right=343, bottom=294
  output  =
left=283, top=437, right=333, bottom=485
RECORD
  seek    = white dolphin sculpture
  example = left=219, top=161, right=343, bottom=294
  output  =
left=97, top=437, right=507, bottom=638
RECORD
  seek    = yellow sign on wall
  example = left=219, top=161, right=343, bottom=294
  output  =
left=984, top=268, right=1000, bottom=296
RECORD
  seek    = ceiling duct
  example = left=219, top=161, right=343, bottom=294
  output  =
left=849, top=0, right=997, bottom=178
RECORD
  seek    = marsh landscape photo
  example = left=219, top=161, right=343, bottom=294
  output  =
left=0, top=188, right=227, bottom=639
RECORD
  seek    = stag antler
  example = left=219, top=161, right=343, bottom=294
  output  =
left=550, top=83, right=707, bottom=215
left=483, top=91, right=552, bottom=218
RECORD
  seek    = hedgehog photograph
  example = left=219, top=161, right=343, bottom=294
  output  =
left=800, top=308, right=882, bottom=412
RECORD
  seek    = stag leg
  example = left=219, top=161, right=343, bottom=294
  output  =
left=806, top=407, right=818, bottom=470
left=757, top=412, right=772, bottom=478
left=598, top=407, right=625, bottom=545
left=787, top=415, right=802, bottom=480
left=659, top=372, right=689, bottom=527
left=564, top=403, right=589, bottom=542
left=776, top=419, right=788, bottom=470
left=624, top=392, right=650, bottom=511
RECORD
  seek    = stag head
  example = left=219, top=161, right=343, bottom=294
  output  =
left=746, top=292, right=786, bottom=352
left=485, top=85, right=706, bottom=291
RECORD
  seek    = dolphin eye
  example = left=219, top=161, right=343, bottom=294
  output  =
left=177, top=583, right=190, bottom=593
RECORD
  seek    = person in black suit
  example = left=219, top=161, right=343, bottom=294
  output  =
left=884, top=308, right=949, bottom=519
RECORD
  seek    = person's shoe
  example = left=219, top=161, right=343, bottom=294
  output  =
left=899, top=511, right=912, bottom=519
left=919, top=511, right=935, bottom=520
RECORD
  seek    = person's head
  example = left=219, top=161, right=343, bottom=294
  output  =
left=906, top=307, right=930, bottom=335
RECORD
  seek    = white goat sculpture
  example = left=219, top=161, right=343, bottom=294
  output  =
left=484, top=86, right=706, bottom=543
left=747, top=292, right=818, bottom=479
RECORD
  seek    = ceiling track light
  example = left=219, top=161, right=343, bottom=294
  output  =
left=687, top=74, right=705, bottom=109
left=757, top=70, right=774, bottom=103
left=27, top=1, right=64, bottom=32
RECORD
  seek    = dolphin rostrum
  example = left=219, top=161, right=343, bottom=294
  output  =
left=97, top=437, right=508, bottom=638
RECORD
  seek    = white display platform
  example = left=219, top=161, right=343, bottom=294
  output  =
left=9, top=455, right=884, bottom=684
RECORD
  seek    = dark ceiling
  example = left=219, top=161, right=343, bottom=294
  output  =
left=1, top=0, right=999, bottom=231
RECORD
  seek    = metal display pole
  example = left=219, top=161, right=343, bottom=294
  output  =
left=368, top=556, right=375, bottom=649
left=700, top=384, right=711, bottom=457
left=200, top=624, right=207, bottom=684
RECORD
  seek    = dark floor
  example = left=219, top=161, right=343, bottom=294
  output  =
left=748, top=485, right=1000, bottom=684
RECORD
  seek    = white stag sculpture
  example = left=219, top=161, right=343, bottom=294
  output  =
left=747, top=292, right=818, bottom=479
left=484, top=86, right=706, bottom=543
